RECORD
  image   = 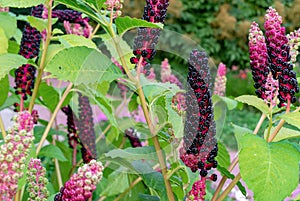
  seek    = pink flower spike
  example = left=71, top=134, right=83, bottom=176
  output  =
left=55, top=160, right=104, bottom=201
left=213, top=62, right=227, bottom=96
left=0, top=112, right=35, bottom=200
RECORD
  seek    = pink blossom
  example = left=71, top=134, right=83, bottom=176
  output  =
left=213, top=62, right=227, bottom=96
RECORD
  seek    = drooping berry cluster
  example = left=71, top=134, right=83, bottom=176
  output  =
left=180, top=49, right=218, bottom=201
left=14, top=5, right=44, bottom=111
left=130, top=0, right=169, bottom=77
left=264, top=7, right=299, bottom=107
left=14, top=64, right=36, bottom=103
left=77, top=93, right=97, bottom=163
left=54, top=160, right=104, bottom=201
left=125, top=128, right=142, bottom=147
left=61, top=105, right=80, bottom=149
left=26, top=158, right=49, bottom=201
left=18, top=5, right=43, bottom=59
left=213, top=62, right=227, bottom=97
left=0, top=111, right=35, bottom=200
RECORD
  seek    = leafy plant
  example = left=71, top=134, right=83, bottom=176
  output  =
left=0, top=1, right=299, bottom=201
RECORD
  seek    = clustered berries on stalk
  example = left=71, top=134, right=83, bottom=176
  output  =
left=0, top=111, right=35, bottom=201
left=61, top=105, right=80, bottom=149
left=77, top=93, right=97, bottom=163
left=125, top=128, right=142, bottom=147
left=180, top=49, right=218, bottom=201
left=130, top=0, right=169, bottom=78
left=26, top=158, right=50, bottom=201
left=13, top=5, right=44, bottom=111
left=249, top=7, right=299, bottom=108
left=54, top=160, right=104, bottom=201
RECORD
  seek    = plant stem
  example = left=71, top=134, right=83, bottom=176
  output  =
left=36, top=83, right=73, bottom=155
left=113, top=177, right=143, bottom=201
left=105, top=18, right=175, bottom=201
left=211, top=156, right=239, bottom=201
left=0, top=113, right=7, bottom=140
left=28, top=0, right=53, bottom=113
left=212, top=113, right=266, bottom=201
left=268, top=99, right=291, bottom=142
left=215, top=173, right=241, bottom=201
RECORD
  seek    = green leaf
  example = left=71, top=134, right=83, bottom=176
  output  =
left=235, top=95, right=269, bottom=114
left=38, top=82, right=60, bottom=112
left=166, top=93, right=184, bottom=138
left=0, top=0, right=46, bottom=8
left=8, top=40, right=20, bottom=54
left=83, top=0, right=106, bottom=10
left=33, top=126, right=66, bottom=144
left=0, top=53, right=27, bottom=80
left=219, top=96, right=237, bottom=110
left=99, top=34, right=135, bottom=70
left=264, top=126, right=300, bottom=142
left=132, top=160, right=168, bottom=201
left=0, top=12, right=17, bottom=38
left=215, top=142, right=230, bottom=169
left=0, top=27, right=8, bottom=55
left=45, top=46, right=113, bottom=85
left=0, top=75, right=9, bottom=106
left=27, top=16, right=58, bottom=32
left=43, top=44, right=64, bottom=67
left=115, top=16, right=164, bottom=35
left=280, top=112, right=300, bottom=130
left=141, top=77, right=182, bottom=103
left=138, top=194, right=160, bottom=201
left=100, top=169, right=129, bottom=196
left=39, top=144, right=68, bottom=162
left=236, top=134, right=300, bottom=201
left=55, top=0, right=107, bottom=30
left=232, top=123, right=253, bottom=136
left=58, top=34, right=97, bottom=49
left=105, top=146, right=158, bottom=161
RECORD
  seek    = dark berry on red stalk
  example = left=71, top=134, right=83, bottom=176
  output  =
left=212, top=160, right=218, bottom=168
left=210, top=174, right=218, bottom=182
left=197, top=161, right=204, bottom=169
left=200, top=169, right=208, bottom=177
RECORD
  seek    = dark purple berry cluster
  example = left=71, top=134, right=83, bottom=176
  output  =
left=52, top=9, right=87, bottom=26
left=130, top=0, right=169, bottom=76
left=125, top=128, right=142, bottom=147
left=61, top=105, right=80, bottom=149
left=14, top=64, right=36, bottom=101
left=18, top=24, right=42, bottom=59
left=266, top=33, right=299, bottom=106
left=180, top=49, right=218, bottom=181
left=264, top=8, right=299, bottom=107
left=77, top=93, right=97, bottom=163
left=30, top=4, right=44, bottom=17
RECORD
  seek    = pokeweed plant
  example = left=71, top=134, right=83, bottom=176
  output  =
left=0, top=1, right=299, bottom=201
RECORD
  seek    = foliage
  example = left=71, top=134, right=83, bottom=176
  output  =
left=0, top=1, right=299, bottom=201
